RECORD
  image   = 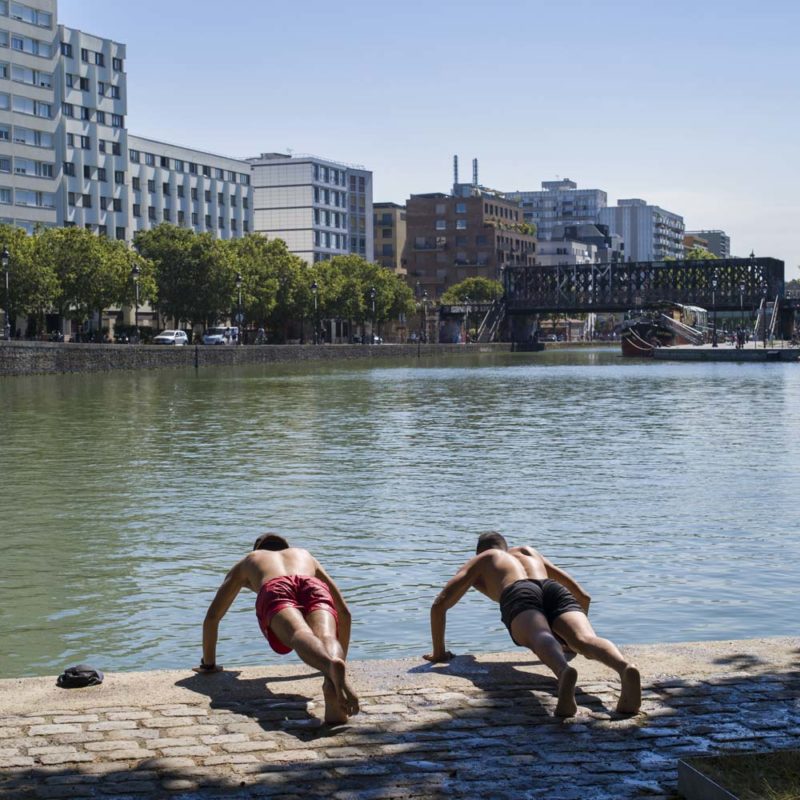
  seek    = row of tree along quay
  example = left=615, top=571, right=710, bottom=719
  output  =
left=0, top=223, right=417, bottom=344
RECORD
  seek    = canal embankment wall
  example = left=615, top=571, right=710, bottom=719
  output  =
left=0, top=340, right=514, bottom=377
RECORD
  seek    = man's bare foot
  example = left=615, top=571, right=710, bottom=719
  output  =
left=617, top=665, right=641, bottom=714
left=322, top=678, right=347, bottom=725
left=555, top=665, right=578, bottom=717
left=329, top=658, right=360, bottom=718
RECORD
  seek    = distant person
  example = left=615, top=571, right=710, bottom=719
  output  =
left=424, top=531, right=641, bottom=717
left=196, top=533, right=359, bottom=725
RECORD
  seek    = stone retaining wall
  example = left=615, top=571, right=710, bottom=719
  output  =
left=0, top=341, right=513, bottom=377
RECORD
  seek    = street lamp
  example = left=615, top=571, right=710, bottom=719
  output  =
left=2, top=247, right=10, bottom=341
left=739, top=281, right=745, bottom=331
left=311, top=280, right=318, bottom=345
left=130, top=263, right=140, bottom=343
left=422, top=289, right=428, bottom=344
left=762, top=281, right=768, bottom=349
left=711, top=273, right=718, bottom=347
left=369, top=286, right=376, bottom=344
left=235, top=272, right=243, bottom=344
left=463, top=295, right=470, bottom=343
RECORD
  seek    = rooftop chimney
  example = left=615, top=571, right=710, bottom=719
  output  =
left=453, top=155, right=459, bottom=187
left=472, top=158, right=478, bottom=187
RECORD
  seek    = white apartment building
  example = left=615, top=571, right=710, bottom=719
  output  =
left=535, top=239, right=598, bottom=267
left=0, top=0, right=58, bottom=231
left=505, top=179, right=608, bottom=241
left=127, top=136, right=251, bottom=240
left=599, top=199, right=684, bottom=262
left=247, top=152, right=373, bottom=263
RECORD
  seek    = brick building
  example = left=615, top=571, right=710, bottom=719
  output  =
left=405, top=192, right=536, bottom=300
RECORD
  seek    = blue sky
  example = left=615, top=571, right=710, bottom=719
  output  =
left=61, top=0, right=800, bottom=275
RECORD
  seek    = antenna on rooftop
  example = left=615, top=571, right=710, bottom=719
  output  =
left=453, top=155, right=459, bottom=186
left=472, top=158, right=479, bottom=187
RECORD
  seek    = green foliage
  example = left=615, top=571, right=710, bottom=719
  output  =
left=0, top=224, right=57, bottom=320
left=440, top=277, right=504, bottom=305
left=685, top=246, right=719, bottom=261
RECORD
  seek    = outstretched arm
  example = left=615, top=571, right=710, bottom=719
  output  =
left=197, top=561, right=246, bottom=671
left=541, top=555, right=591, bottom=613
left=425, top=558, right=481, bottom=662
left=314, top=561, right=352, bottom=657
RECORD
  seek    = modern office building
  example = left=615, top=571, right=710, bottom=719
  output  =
left=599, top=199, right=684, bottom=261
left=505, top=179, right=608, bottom=241
left=551, top=223, right=625, bottom=263
left=406, top=190, right=536, bottom=300
left=686, top=229, right=730, bottom=259
left=535, top=239, right=598, bottom=267
left=127, top=136, right=251, bottom=240
left=373, top=201, right=406, bottom=273
left=246, top=152, right=373, bottom=263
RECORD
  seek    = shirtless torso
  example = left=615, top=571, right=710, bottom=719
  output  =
left=229, top=548, right=325, bottom=594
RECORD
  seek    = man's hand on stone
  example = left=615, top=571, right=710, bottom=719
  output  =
left=423, top=651, right=456, bottom=663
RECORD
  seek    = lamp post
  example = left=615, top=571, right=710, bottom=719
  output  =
left=463, top=295, right=470, bottom=343
left=762, top=282, right=768, bottom=349
left=739, top=281, right=745, bottom=330
left=711, top=273, right=718, bottom=347
left=311, top=281, right=318, bottom=345
left=130, top=263, right=140, bottom=343
left=369, top=286, right=376, bottom=344
left=235, top=272, right=243, bottom=344
left=422, top=290, right=428, bottom=344
left=2, top=246, right=10, bottom=341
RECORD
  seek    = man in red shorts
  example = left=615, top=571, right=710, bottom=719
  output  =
left=424, top=532, right=640, bottom=717
left=195, top=533, right=359, bottom=724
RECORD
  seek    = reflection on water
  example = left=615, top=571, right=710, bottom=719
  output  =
left=2, top=348, right=799, bottom=678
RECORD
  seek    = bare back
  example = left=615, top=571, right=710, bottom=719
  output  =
left=472, top=546, right=550, bottom=602
left=237, top=548, right=320, bottom=593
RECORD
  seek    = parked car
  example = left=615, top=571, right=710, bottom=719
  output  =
left=153, top=330, right=188, bottom=346
left=203, top=326, right=238, bottom=345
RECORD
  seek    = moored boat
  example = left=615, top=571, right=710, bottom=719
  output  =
left=621, top=303, right=707, bottom=357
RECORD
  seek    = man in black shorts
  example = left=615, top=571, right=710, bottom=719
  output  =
left=424, top=532, right=641, bottom=716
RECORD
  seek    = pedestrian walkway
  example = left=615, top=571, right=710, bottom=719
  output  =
left=0, top=637, right=797, bottom=799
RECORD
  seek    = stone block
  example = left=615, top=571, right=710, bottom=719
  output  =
left=29, top=724, right=82, bottom=736
left=37, top=753, right=95, bottom=766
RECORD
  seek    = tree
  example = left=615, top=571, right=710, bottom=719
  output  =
left=685, top=246, right=718, bottom=261
left=441, top=277, right=504, bottom=305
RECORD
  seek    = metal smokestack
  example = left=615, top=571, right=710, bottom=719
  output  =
left=472, top=158, right=478, bottom=187
left=453, top=155, right=459, bottom=187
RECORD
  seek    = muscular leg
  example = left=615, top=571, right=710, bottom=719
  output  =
left=510, top=609, right=578, bottom=717
left=552, top=612, right=641, bottom=714
left=306, top=609, right=359, bottom=723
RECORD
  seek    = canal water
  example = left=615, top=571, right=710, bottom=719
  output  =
left=1, top=348, right=799, bottom=678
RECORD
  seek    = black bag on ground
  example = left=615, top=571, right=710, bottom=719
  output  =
left=56, top=664, right=104, bottom=688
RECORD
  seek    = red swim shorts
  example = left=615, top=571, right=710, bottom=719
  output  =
left=255, top=575, right=338, bottom=655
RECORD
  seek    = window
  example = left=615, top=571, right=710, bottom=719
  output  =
left=78, top=135, right=90, bottom=149
left=79, top=76, right=88, bottom=91
left=16, top=189, right=54, bottom=208
left=111, top=142, right=120, bottom=155
left=129, top=149, right=140, bottom=163
left=217, top=192, right=224, bottom=205
left=191, top=187, right=198, bottom=201
left=231, top=219, right=237, bottom=231
left=83, top=165, right=91, bottom=179
left=205, top=214, right=212, bottom=227
left=177, top=210, right=185, bottom=225
left=147, top=179, right=155, bottom=192
left=109, top=85, right=120, bottom=99
left=189, top=162, right=197, bottom=175
left=95, top=110, right=105, bottom=124
left=191, top=212, right=198, bottom=225
left=100, top=196, right=108, bottom=210
left=435, top=203, right=446, bottom=214
left=216, top=168, right=224, bottom=180
left=160, top=156, right=169, bottom=168
left=82, top=193, right=91, bottom=208
left=11, top=4, right=52, bottom=27
left=61, top=41, right=72, bottom=57
left=177, top=185, right=184, bottom=198
left=80, top=48, right=89, bottom=62
left=116, top=227, right=125, bottom=240
left=114, top=170, right=124, bottom=185
left=204, top=189, right=211, bottom=202
left=13, top=96, right=51, bottom=117
left=98, top=81, right=105, bottom=96
left=240, top=174, right=250, bottom=186
left=0, top=187, right=11, bottom=205
left=0, top=157, right=9, bottom=173
left=98, top=139, right=106, bottom=153
left=64, top=161, right=75, bottom=176
left=218, top=216, right=224, bottom=229
left=163, top=209, right=170, bottom=222
left=476, top=234, right=487, bottom=245
left=68, top=192, right=76, bottom=207
left=0, top=124, right=8, bottom=141
left=230, top=196, right=236, bottom=207
left=145, top=153, right=155, bottom=166
left=174, top=159, right=184, bottom=172
left=148, top=207, right=156, bottom=221
left=456, top=203, right=466, bottom=214
left=435, top=219, right=446, bottom=230
left=112, top=57, right=122, bottom=71
left=111, top=114, right=123, bottom=127
left=456, top=219, right=467, bottom=230
left=162, top=182, right=170, bottom=195
left=202, top=166, right=210, bottom=177
left=132, top=177, right=140, bottom=191
left=243, top=220, right=249, bottom=232
left=94, top=52, right=104, bottom=66
left=243, top=197, right=249, bottom=210
left=12, top=64, right=51, bottom=87
left=382, top=228, right=391, bottom=238
left=61, top=102, right=74, bottom=117
left=97, top=167, right=106, bottom=182
left=133, top=204, right=141, bottom=217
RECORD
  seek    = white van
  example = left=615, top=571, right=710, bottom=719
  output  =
left=203, top=326, right=239, bottom=345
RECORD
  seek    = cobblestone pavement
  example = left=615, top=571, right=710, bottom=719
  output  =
left=0, top=638, right=798, bottom=799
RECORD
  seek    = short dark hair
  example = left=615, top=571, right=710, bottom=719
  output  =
left=253, top=533, right=290, bottom=551
left=476, top=531, right=508, bottom=554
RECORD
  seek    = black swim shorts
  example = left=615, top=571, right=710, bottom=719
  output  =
left=499, top=579, right=584, bottom=645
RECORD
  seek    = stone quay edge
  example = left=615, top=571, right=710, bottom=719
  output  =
left=0, top=637, right=798, bottom=799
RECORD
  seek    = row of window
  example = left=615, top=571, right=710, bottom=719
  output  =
left=0, top=61, right=52, bottom=87
left=0, top=154, right=53, bottom=177
left=67, top=192, right=123, bottom=211
left=435, top=218, right=469, bottom=231
left=128, top=150, right=250, bottom=185
left=484, top=202, right=520, bottom=221
left=313, top=208, right=346, bottom=229
left=64, top=161, right=125, bottom=184
left=65, top=74, right=122, bottom=98
left=131, top=205, right=249, bottom=232
left=0, top=2, right=53, bottom=29
left=314, top=230, right=346, bottom=250
left=0, top=122, right=52, bottom=148
left=312, top=163, right=347, bottom=187
left=0, top=28, right=52, bottom=57
left=60, top=42, right=123, bottom=71
left=130, top=178, right=249, bottom=208
left=0, top=184, right=54, bottom=207
left=63, top=221, right=127, bottom=239
left=62, top=103, right=124, bottom=127
left=312, top=186, right=346, bottom=208
left=0, top=91, right=51, bottom=117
